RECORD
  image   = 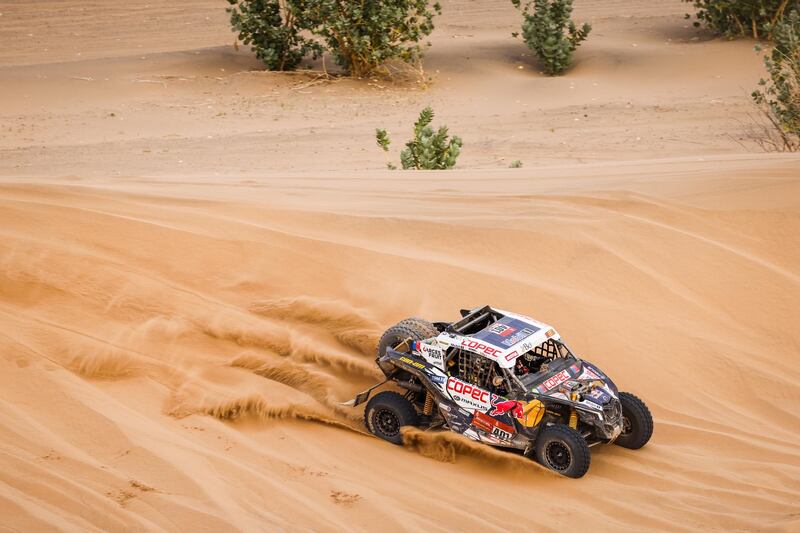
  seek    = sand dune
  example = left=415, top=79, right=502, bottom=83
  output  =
left=1, top=0, right=800, bottom=531
left=2, top=156, right=799, bottom=531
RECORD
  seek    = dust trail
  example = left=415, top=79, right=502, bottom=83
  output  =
left=250, top=296, right=380, bottom=331
left=168, top=392, right=362, bottom=433
left=289, top=339, right=383, bottom=379
left=401, top=428, right=548, bottom=473
left=194, top=312, right=293, bottom=357
left=193, top=310, right=380, bottom=377
left=329, top=328, right=381, bottom=358
left=250, top=296, right=381, bottom=356
left=229, top=353, right=363, bottom=422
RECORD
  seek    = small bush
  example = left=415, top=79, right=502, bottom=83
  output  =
left=684, top=0, right=799, bottom=39
left=226, top=0, right=321, bottom=71
left=376, top=107, right=462, bottom=170
left=510, top=160, right=523, bottom=168
left=752, top=10, right=800, bottom=150
left=511, top=0, right=591, bottom=76
left=226, top=0, right=441, bottom=76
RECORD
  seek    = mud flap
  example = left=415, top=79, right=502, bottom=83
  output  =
left=341, top=380, right=388, bottom=407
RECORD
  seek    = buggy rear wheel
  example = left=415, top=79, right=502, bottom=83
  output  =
left=377, top=318, right=438, bottom=357
left=532, top=425, right=591, bottom=478
left=365, top=391, right=418, bottom=445
left=614, top=392, right=653, bottom=450
left=395, top=317, right=439, bottom=339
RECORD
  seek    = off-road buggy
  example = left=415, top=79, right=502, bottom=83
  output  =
left=349, top=306, right=653, bottom=478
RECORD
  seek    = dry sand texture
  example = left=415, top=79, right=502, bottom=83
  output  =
left=1, top=0, right=800, bottom=531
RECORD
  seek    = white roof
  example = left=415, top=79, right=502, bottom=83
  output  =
left=438, top=309, right=560, bottom=368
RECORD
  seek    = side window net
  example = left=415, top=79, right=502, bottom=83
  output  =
left=454, top=349, right=499, bottom=390
left=531, top=339, right=561, bottom=359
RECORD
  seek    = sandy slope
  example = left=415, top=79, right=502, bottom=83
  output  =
left=1, top=0, right=800, bottom=531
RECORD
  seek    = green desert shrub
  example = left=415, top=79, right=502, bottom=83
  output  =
left=511, top=0, right=591, bottom=76
left=376, top=107, right=462, bottom=170
left=684, top=0, right=799, bottom=39
left=226, top=0, right=441, bottom=76
left=296, top=0, right=441, bottom=78
left=226, top=0, right=321, bottom=71
left=752, top=10, right=800, bottom=150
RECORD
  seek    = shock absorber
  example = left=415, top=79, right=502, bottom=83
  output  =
left=568, top=388, right=579, bottom=429
left=423, top=391, right=434, bottom=415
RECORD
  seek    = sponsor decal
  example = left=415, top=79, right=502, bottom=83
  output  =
left=418, top=343, right=444, bottom=366
left=470, top=411, right=494, bottom=433
left=504, top=350, right=519, bottom=361
left=517, top=399, right=545, bottom=428
left=446, top=377, right=492, bottom=411
left=488, top=323, right=516, bottom=337
left=500, top=328, right=536, bottom=347
left=561, top=380, right=579, bottom=392
left=582, top=362, right=605, bottom=377
left=490, top=399, right=524, bottom=418
left=545, top=328, right=556, bottom=338
left=460, top=338, right=504, bottom=358
left=471, top=318, right=539, bottom=350
left=490, top=397, right=545, bottom=428
left=399, top=356, right=426, bottom=370
left=427, top=373, right=447, bottom=386
left=537, top=369, right=571, bottom=393
left=517, top=341, right=534, bottom=353
left=471, top=411, right=516, bottom=441
left=579, top=368, right=600, bottom=381
left=585, top=388, right=610, bottom=406
left=491, top=426, right=514, bottom=441
left=581, top=363, right=605, bottom=381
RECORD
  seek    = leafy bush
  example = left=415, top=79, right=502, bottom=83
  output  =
left=376, top=107, right=462, bottom=170
left=226, top=0, right=441, bottom=75
left=684, top=0, right=799, bottom=39
left=226, top=0, right=320, bottom=71
left=752, top=10, right=800, bottom=150
left=297, top=0, right=441, bottom=78
left=511, top=0, right=591, bottom=76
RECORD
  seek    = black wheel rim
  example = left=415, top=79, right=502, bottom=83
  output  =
left=375, top=408, right=401, bottom=437
left=545, top=441, right=572, bottom=471
left=622, top=415, right=632, bottom=436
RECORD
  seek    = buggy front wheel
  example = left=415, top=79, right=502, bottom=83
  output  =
left=532, top=424, right=591, bottom=478
left=614, top=392, right=653, bottom=450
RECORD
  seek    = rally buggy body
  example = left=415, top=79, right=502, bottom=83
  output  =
left=350, top=306, right=653, bottom=478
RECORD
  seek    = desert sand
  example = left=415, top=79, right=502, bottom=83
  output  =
left=1, top=0, right=799, bottom=531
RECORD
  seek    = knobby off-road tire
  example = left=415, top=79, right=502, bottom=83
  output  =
left=364, top=391, right=418, bottom=445
left=614, top=392, right=653, bottom=450
left=377, top=318, right=438, bottom=357
left=395, top=317, right=438, bottom=339
left=533, top=424, right=591, bottom=478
